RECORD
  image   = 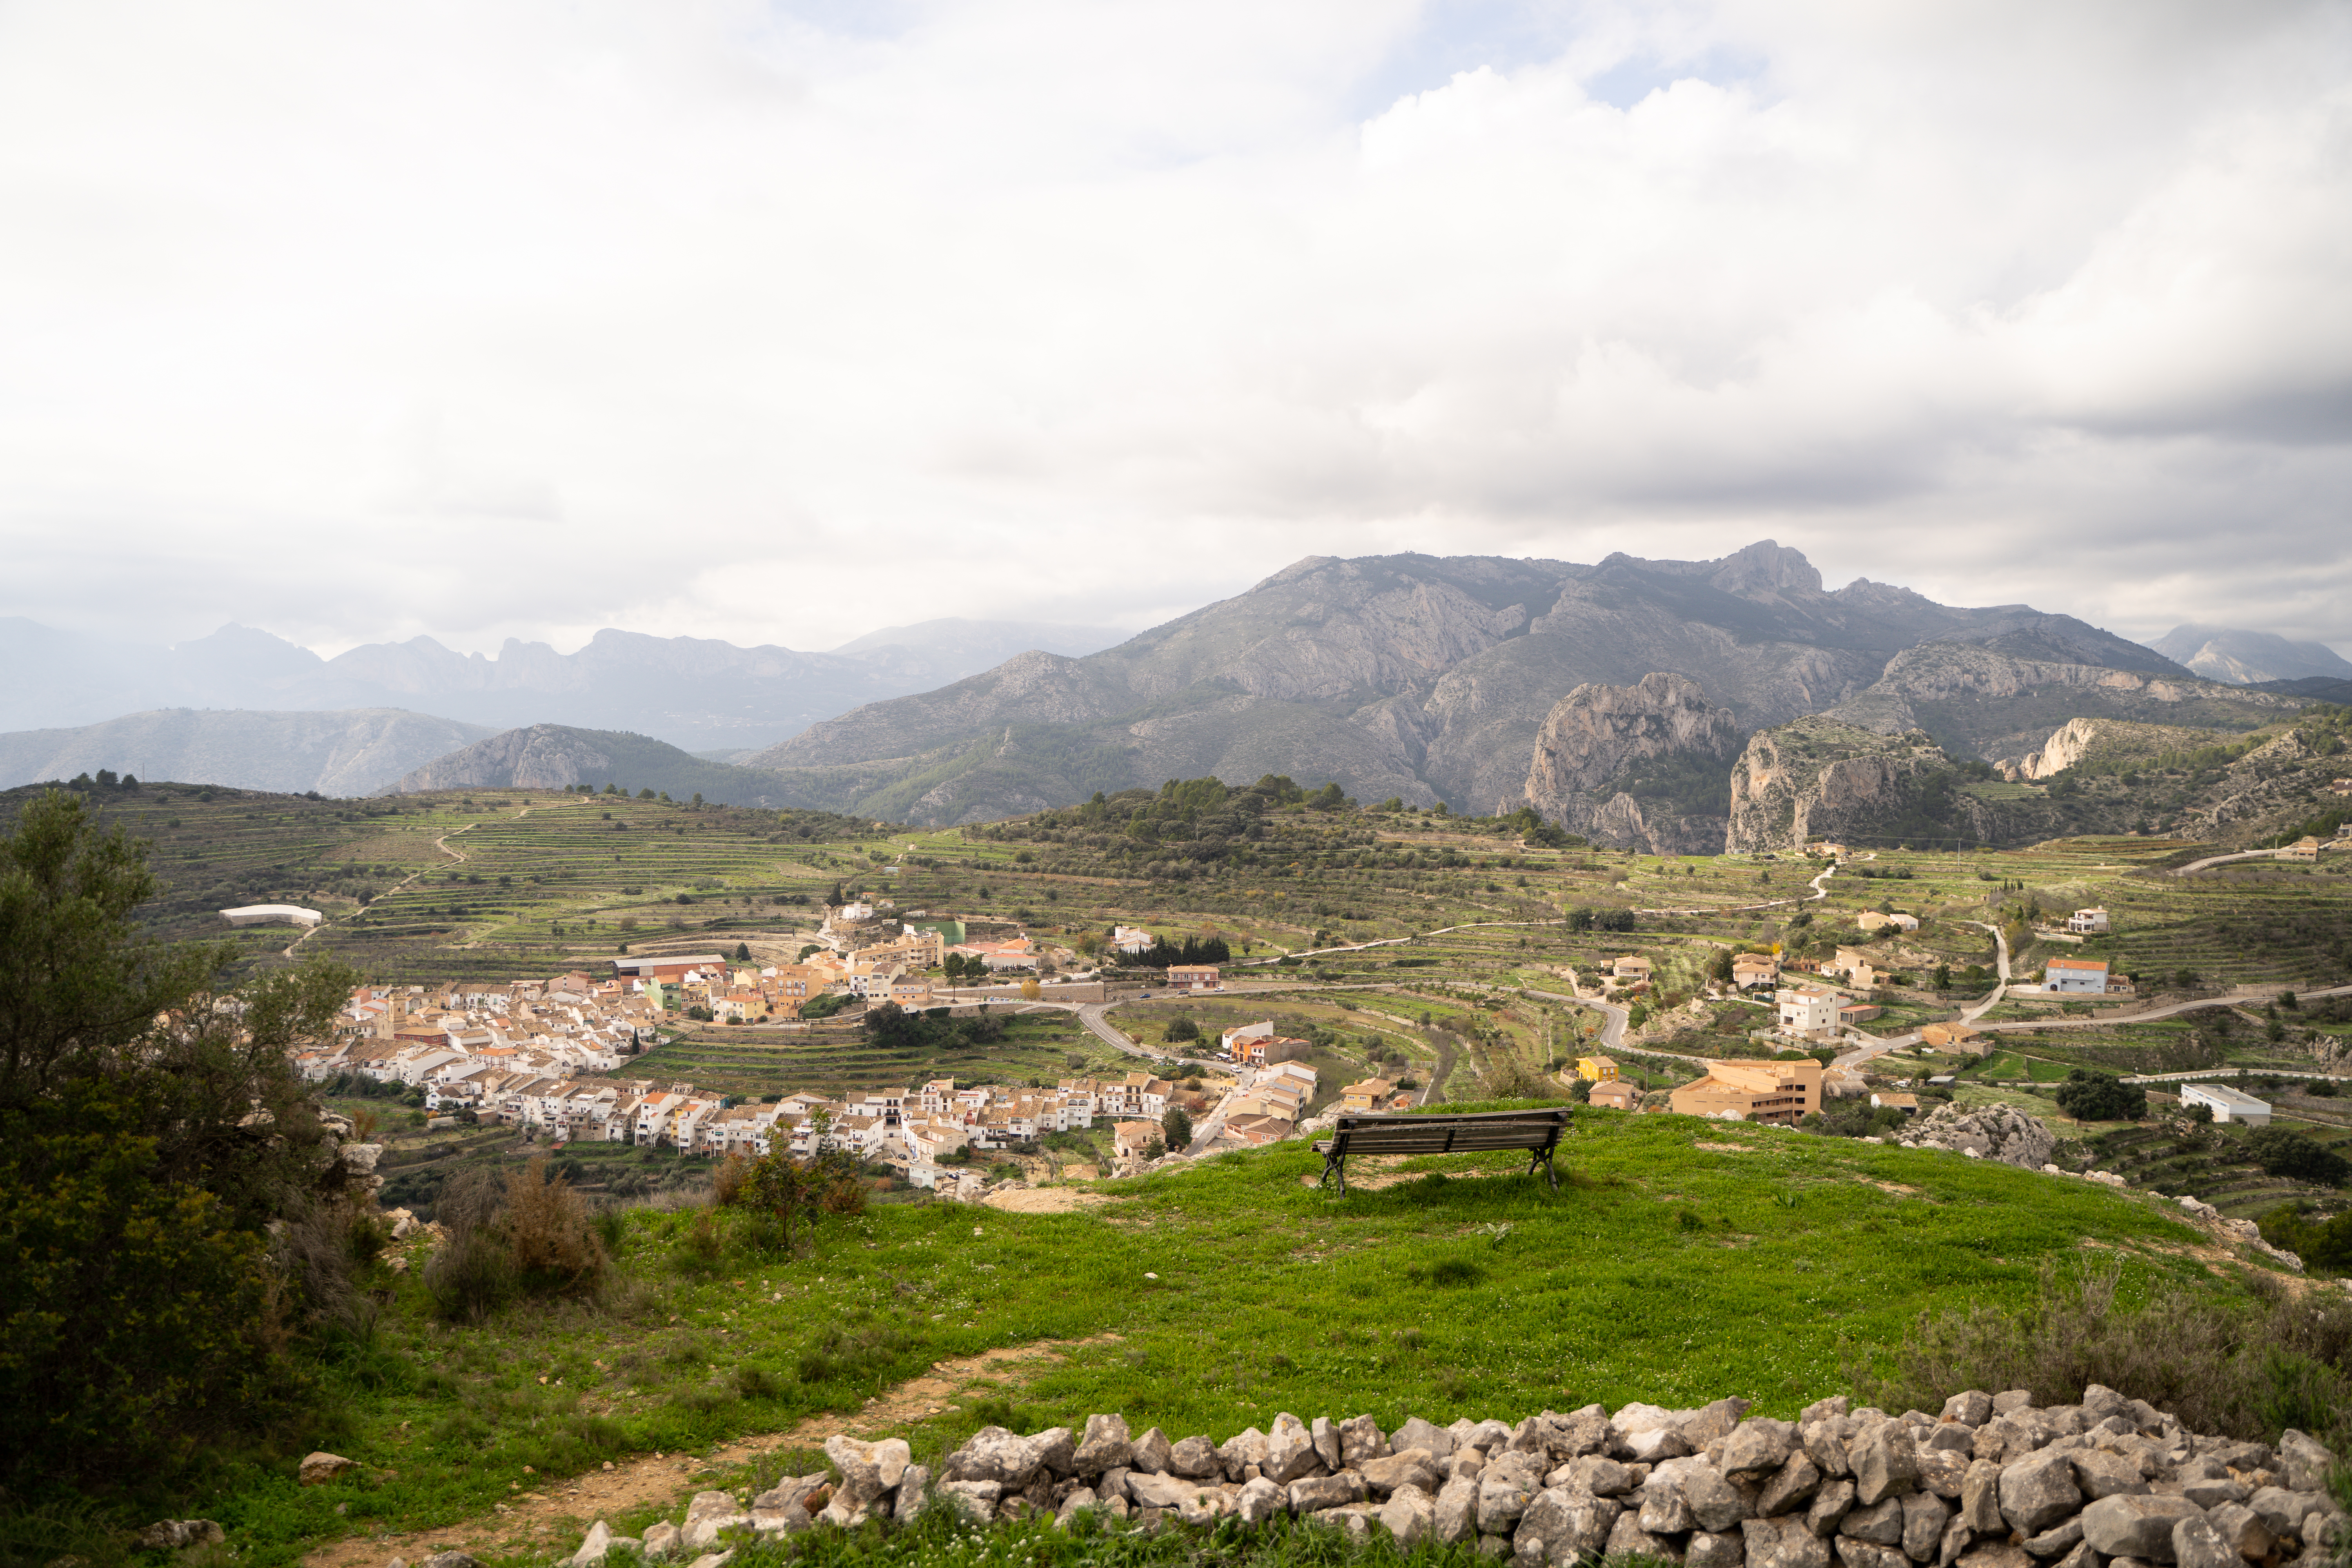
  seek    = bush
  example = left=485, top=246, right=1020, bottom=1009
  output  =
left=1860, top=1257, right=2352, bottom=1443
left=2053, top=1070, right=2145, bottom=1123
left=2245, top=1129, right=2351, bottom=1187
left=1164, top=1016, right=1200, bottom=1042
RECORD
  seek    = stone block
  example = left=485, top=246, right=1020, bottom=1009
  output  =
left=1381, top=1485, right=1436, bottom=1551
left=1263, top=1415, right=1318, bottom=1484
left=1073, top=1414, right=1133, bottom=1475
left=1395, top=1417, right=1457, bottom=1459
left=2081, top=1495, right=2205, bottom=1562
left=2172, top=1514, right=2239, bottom=1568
left=1340, top=1414, right=1390, bottom=1469
left=1840, top=1499, right=1906, bottom=1546
left=2202, top=1500, right=2273, bottom=1562
left=1236, top=1477, right=1285, bottom=1527
left=2071, top=1451, right=2150, bottom=1501
left=1942, top=1394, right=1994, bottom=1428
left=1807, top=1478, right=1858, bottom=1537
left=1364, top=1449, right=1444, bottom=1497
left=2277, top=1433, right=2335, bottom=1496
left=1436, top=1475, right=1479, bottom=1544
left=1686, top=1463, right=1756, bottom=1533
left=1167, top=1436, right=1221, bottom=1480
left=2001, top=1450, right=2086, bottom=1535
left=1904, top=1491, right=1953, bottom=1561
left=1726, top=1421, right=1800, bottom=1480
left=1744, top=1516, right=1833, bottom=1568
left=1131, top=1427, right=1173, bottom=1476
left=1853, top=1425, right=1923, bottom=1507
left=1689, top=1530, right=1748, bottom=1568
left=1312, top=1418, right=1343, bottom=1473
left=1759, top=1452, right=1824, bottom=1517
left=1289, top=1473, right=1368, bottom=1513
left=1481, top=1450, right=1546, bottom=1534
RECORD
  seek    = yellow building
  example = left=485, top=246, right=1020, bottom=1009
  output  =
left=1576, top=1055, right=1620, bottom=1083
left=1668, top=1058, right=1823, bottom=1125
left=1341, top=1077, right=1399, bottom=1113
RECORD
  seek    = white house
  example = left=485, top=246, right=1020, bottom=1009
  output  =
left=2044, top=957, right=2111, bottom=995
left=2067, top=907, right=2111, bottom=935
left=2181, top=1083, right=2271, bottom=1126
left=1221, top=1019, right=1276, bottom=1057
left=1777, top=985, right=1842, bottom=1034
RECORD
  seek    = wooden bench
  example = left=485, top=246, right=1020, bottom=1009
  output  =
left=1311, top=1106, right=1572, bottom=1196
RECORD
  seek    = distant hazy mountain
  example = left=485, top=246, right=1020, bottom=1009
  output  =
left=2149, top=624, right=2352, bottom=685
left=391, top=723, right=836, bottom=809
left=0, top=615, right=1129, bottom=750
left=0, top=709, right=496, bottom=796
left=738, top=541, right=2192, bottom=826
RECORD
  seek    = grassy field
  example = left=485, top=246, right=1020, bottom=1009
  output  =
left=185, top=1105, right=2251, bottom=1568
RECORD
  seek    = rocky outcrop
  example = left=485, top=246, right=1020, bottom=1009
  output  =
left=1522, top=673, right=1746, bottom=854
left=1897, top=1104, right=2055, bottom=1169
left=596, top=1403, right=2346, bottom=1568
left=2018, top=718, right=2100, bottom=780
left=1725, top=719, right=1964, bottom=853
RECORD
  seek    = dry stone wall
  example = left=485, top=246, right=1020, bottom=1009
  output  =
left=568, top=1397, right=2346, bottom=1568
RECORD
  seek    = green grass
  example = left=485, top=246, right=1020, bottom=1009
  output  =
left=204, top=1107, right=2250, bottom=1568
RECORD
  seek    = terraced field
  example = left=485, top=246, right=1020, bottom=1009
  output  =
left=626, top=1011, right=1127, bottom=1098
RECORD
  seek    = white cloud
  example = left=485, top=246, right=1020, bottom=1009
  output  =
left=0, top=0, right=2346, bottom=660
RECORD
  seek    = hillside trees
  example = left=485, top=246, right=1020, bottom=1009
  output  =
left=2053, top=1070, right=2146, bottom=1123
left=0, top=789, right=363, bottom=1487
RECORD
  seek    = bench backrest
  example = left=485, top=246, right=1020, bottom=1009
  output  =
left=1328, top=1107, right=1569, bottom=1155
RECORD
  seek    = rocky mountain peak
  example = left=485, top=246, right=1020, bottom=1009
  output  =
left=1704, top=539, right=1824, bottom=599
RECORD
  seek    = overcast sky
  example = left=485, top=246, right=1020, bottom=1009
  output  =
left=3, top=0, right=2348, bottom=659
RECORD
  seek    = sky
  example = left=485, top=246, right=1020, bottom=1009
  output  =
left=2, top=0, right=2348, bottom=660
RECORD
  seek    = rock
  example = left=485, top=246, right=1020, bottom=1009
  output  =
left=1942, top=1394, right=1994, bottom=1428
left=1129, top=1426, right=1173, bottom=1476
left=2002, top=1450, right=2087, bottom=1534
left=1920, top=1448, right=1972, bottom=1499
left=1835, top=1541, right=1908, bottom=1568
left=1365, top=1449, right=1444, bottom=1497
left=826, top=1436, right=911, bottom=1502
left=1759, top=1452, right=1825, bottom=1516
left=939, top=1481, right=1001, bottom=1521
left=1481, top=1450, right=1546, bottom=1533
left=1807, top=1478, right=1858, bottom=1537
left=1958, top=1546, right=2034, bottom=1568
left=1289, top=1473, right=1368, bottom=1512
left=681, top=1491, right=748, bottom=1551
left=1928, top=1426, right=1978, bottom=1454
left=1340, top=1414, right=1389, bottom=1469
left=2172, top=1514, right=2241, bottom=1568
left=944, top=1427, right=1043, bottom=1491
left=2049, top=1545, right=2096, bottom=1568
left=1395, top=1416, right=1457, bottom=1459
left=1686, top=1463, right=1756, bottom=1533
left=685, top=1554, right=731, bottom=1568
left=1852, top=1426, right=1922, bottom=1507
left=1031, top=1427, right=1076, bottom=1478
left=2180, top=1478, right=2249, bottom=1510
left=422, top=1554, right=482, bottom=1568
left=2278, top=1433, right=2335, bottom=1495
left=1905, top=1492, right=1953, bottom=1560
left=1465, top=1419, right=1516, bottom=1452
left=2247, top=1489, right=2325, bottom=1540
left=1381, top=1484, right=1438, bottom=1550
left=2072, top=1450, right=2151, bottom=1501
left=641, top=1523, right=680, bottom=1559
left=2023, top=1519, right=2085, bottom=1557
left=2083, top=1495, right=2206, bottom=1561
left=1993, top=1392, right=2036, bottom=1416
left=299, top=1452, right=358, bottom=1487
left=1570, top=1454, right=1640, bottom=1497
left=1312, top=1417, right=1343, bottom=1472
left=1218, top=1426, right=1268, bottom=1480
left=893, top=1466, right=932, bottom=1523
left=1263, top=1415, right=1318, bottom=1484
left=2203, top=1500, right=2274, bottom=1562
left=1726, top=1420, right=1799, bottom=1480
left=1127, top=1472, right=1207, bottom=1510
left=1632, top=1427, right=1699, bottom=1464
left=1174, top=1489, right=1229, bottom=1527
left=1686, top=1399, right=1755, bottom=1448
left=1073, top=1414, right=1133, bottom=1475
left=1053, top=1487, right=1096, bottom=1528
left=138, top=1523, right=227, bottom=1550
left=1167, top=1436, right=1221, bottom=1479
left=1745, top=1516, right=1833, bottom=1568
left=1689, top=1530, right=1748, bottom=1568
left=569, top=1523, right=614, bottom=1567
left=1452, top=1448, right=1491, bottom=1484
left=1553, top=1410, right=1614, bottom=1460
left=1608, top=1510, right=1680, bottom=1563
left=1961, top=1460, right=2007, bottom=1532
left=1436, top=1476, right=1480, bottom=1544
left=1233, top=1476, right=1284, bottom=1526
left=1840, top=1499, right=1906, bottom=1546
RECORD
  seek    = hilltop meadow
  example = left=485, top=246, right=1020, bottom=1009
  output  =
left=3, top=776, right=2350, bottom=1568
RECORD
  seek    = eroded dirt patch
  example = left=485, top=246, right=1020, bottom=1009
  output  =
left=982, top=1186, right=1122, bottom=1214
left=1692, top=1142, right=1753, bottom=1153
left=301, top=1336, right=1121, bottom=1568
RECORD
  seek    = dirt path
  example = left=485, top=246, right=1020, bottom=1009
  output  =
left=303, top=1337, right=1120, bottom=1568
left=981, top=1185, right=1120, bottom=1214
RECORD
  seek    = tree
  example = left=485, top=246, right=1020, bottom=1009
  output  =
left=1161, top=1105, right=1194, bottom=1149
left=1709, top=949, right=1735, bottom=985
left=1165, top=1016, right=1200, bottom=1042
left=735, top=942, right=752, bottom=961
left=1020, top=977, right=1042, bottom=1001
left=2243, top=1128, right=2350, bottom=1186
left=1933, top=963, right=1952, bottom=992
left=2053, top=1070, right=2145, bottom=1124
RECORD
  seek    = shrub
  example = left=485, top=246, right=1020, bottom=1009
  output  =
left=2244, top=1129, right=2351, bottom=1187
left=1164, top=1016, right=1200, bottom=1042
left=1860, top=1257, right=2352, bottom=1442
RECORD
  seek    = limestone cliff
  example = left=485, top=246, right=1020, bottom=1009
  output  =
left=1724, top=718, right=1973, bottom=853
left=1521, top=673, right=1745, bottom=853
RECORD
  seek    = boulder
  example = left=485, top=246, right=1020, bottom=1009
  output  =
left=2247, top=1488, right=2325, bottom=1541
left=1958, top=1546, right=2034, bottom=1568
left=944, top=1428, right=1042, bottom=1490
left=1902, top=1104, right=2056, bottom=1168
left=2000, top=1450, right=2086, bottom=1534
left=2082, top=1495, right=2205, bottom=1562
left=1552, top=1410, right=1614, bottom=1460
left=2071, top=1450, right=2150, bottom=1501
left=1835, top=1541, right=1908, bottom=1568
left=2172, top=1514, right=2241, bottom=1568
left=1608, top=1510, right=1681, bottom=1563
left=1904, top=1492, right=1953, bottom=1561
left=1641, top=1462, right=1700, bottom=1535
left=299, top=1452, right=358, bottom=1487
left=1806, top=1424, right=1856, bottom=1479
left=1927, top=1427, right=1977, bottom=1454
left=1744, top=1515, right=1834, bottom=1568
left=1481, top=1450, right=1546, bottom=1533
left=1395, top=1416, right=1457, bottom=1459
left=1131, top=1426, right=1174, bottom=1476
left=1340, top=1414, right=1390, bottom=1469
left=1688, top=1530, right=1748, bottom=1568
left=1565, top=1494, right=1625, bottom=1560
left=1919, top=1448, right=1972, bottom=1499
left=1364, top=1450, right=1444, bottom=1497
left=939, top=1481, right=1001, bottom=1521
left=1942, top=1393, right=1994, bottom=1428
left=2277, top=1432, right=2335, bottom=1495
left=2022, top=1518, right=2084, bottom=1558
left=1851, top=1425, right=1922, bottom=1507
left=825, top=1436, right=911, bottom=1503
left=1806, top=1479, right=1858, bottom=1537
left=1031, top=1428, right=1076, bottom=1478
left=1053, top=1487, right=1097, bottom=1528
left=2050, top=1544, right=2097, bottom=1568
left=1465, top=1419, right=1516, bottom=1451
left=1632, top=1427, right=1699, bottom=1464
left=1686, top=1400, right=1756, bottom=1448
left=1289, top=1473, right=1368, bottom=1512
left=1960, top=1461, right=2005, bottom=1534
left=1236, top=1477, right=1285, bottom=1527
left=1218, top=1426, right=1268, bottom=1481
left=569, top=1523, right=615, bottom=1567
left=1129, top=1472, right=1213, bottom=1510
left=1263, top=1415, right=1318, bottom=1484
left=2202, top=1500, right=2274, bottom=1562
left=1758, top=1452, right=1824, bottom=1517
left=138, top=1522, right=227, bottom=1550
left=893, top=1466, right=932, bottom=1523
left=1073, top=1414, right=1133, bottom=1475
left=1685, top=1463, right=1756, bottom=1533
left=1568, top=1455, right=1640, bottom=1497
left=1436, top=1475, right=1480, bottom=1544
left=1167, top=1436, right=1221, bottom=1479
left=2180, top=1478, right=2249, bottom=1510
left=1840, top=1499, right=1905, bottom=1546
left=1312, top=1417, right=1343, bottom=1472
left=1725, top=1421, right=1799, bottom=1481
left=1381, top=1484, right=1437, bottom=1550
left=682, top=1491, right=748, bottom=1550
left=642, top=1523, right=680, bottom=1559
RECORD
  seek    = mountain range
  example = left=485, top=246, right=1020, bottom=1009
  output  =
left=2150, top=624, right=2352, bottom=686
left=0, top=615, right=1130, bottom=751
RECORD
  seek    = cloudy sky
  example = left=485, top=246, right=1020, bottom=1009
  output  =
left=3, top=0, right=2348, bottom=659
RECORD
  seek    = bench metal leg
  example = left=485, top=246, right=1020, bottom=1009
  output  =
left=1318, top=1149, right=1347, bottom=1196
left=1526, top=1145, right=1559, bottom=1193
